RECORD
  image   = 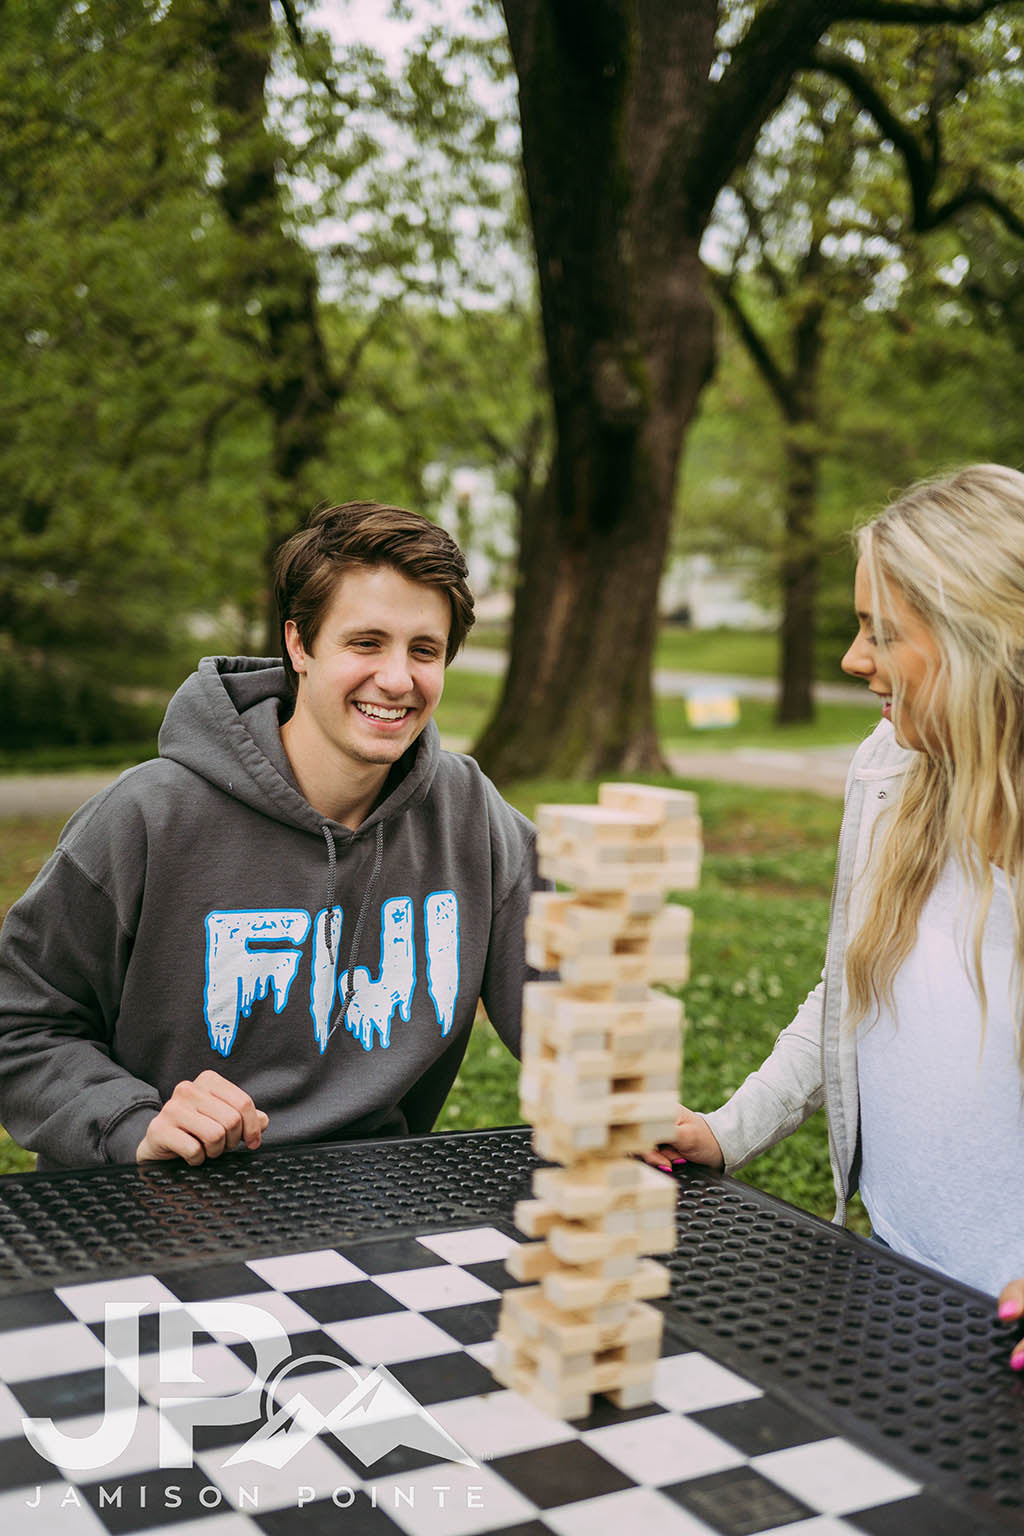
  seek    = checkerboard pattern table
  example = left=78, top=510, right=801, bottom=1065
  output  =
left=0, top=1222, right=965, bottom=1536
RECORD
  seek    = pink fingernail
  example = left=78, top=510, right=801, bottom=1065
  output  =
left=657, top=1162, right=671, bottom=1172
left=999, top=1299, right=1021, bottom=1321
left=1011, top=1352, right=1024, bottom=1372
left=670, top=1156, right=688, bottom=1165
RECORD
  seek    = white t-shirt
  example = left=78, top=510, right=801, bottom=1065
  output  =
left=857, top=857, right=1024, bottom=1297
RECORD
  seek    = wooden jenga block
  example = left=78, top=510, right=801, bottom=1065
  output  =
left=542, top=1256, right=670, bottom=1312
left=521, top=982, right=684, bottom=1051
left=533, top=1156, right=668, bottom=1207
left=532, top=1160, right=676, bottom=1221
left=533, top=1116, right=676, bottom=1166
left=546, top=1220, right=676, bottom=1267
left=499, top=1285, right=663, bottom=1356
left=525, top=1081, right=678, bottom=1131
left=597, top=782, right=699, bottom=823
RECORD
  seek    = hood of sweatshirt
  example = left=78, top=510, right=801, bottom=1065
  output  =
left=0, top=654, right=537, bottom=1171
left=157, top=655, right=441, bottom=844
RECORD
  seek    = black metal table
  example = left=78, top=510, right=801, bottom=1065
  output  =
left=0, top=1126, right=1021, bottom=1533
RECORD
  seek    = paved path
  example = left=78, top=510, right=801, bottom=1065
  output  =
left=0, top=656, right=865, bottom=818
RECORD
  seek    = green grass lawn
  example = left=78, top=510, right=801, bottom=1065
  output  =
left=469, top=622, right=845, bottom=682
left=0, top=778, right=861, bottom=1232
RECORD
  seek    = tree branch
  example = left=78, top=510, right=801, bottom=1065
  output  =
left=932, top=182, right=1024, bottom=237
left=706, top=268, right=796, bottom=417
left=812, top=46, right=936, bottom=225
left=834, top=2, right=1007, bottom=21
left=685, top=0, right=855, bottom=226
left=812, top=45, right=1024, bottom=236
left=687, top=0, right=1015, bottom=228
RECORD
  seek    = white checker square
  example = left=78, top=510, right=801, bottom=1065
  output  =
left=183, top=1289, right=319, bottom=1341
left=372, top=1265, right=499, bottom=1312
left=55, top=1274, right=179, bottom=1324
left=0, top=1320, right=108, bottom=1382
left=754, top=1437, right=921, bottom=1516
left=431, top=1388, right=577, bottom=1460
left=246, top=1248, right=367, bottom=1290
left=543, top=1484, right=721, bottom=1536
left=135, top=1339, right=261, bottom=1405
left=583, top=1410, right=744, bottom=1484
left=653, top=1351, right=763, bottom=1414
left=47, top=1403, right=190, bottom=1481
left=417, top=1228, right=520, bottom=1265
left=324, top=1311, right=462, bottom=1365
left=198, top=1430, right=360, bottom=1511
left=0, top=1484, right=109, bottom=1533
left=464, top=1340, right=498, bottom=1371
left=373, top=1462, right=537, bottom=1536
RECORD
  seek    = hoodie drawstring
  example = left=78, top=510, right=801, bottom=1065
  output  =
left=321, top=826, right=338, bottom=962
left=322, top=821, right=385, bottom=1043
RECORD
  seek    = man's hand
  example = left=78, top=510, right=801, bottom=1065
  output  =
left=643, top=1105, right=725, bottom=1172
left=136, top=1070, right=268, bottom=1166
left=997, top=1278, right=1024, bottom=1371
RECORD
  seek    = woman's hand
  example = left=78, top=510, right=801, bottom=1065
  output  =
left=644, top=1105, right=725, bottom=1172
left=997, top=1278, right=1024, bottom=1371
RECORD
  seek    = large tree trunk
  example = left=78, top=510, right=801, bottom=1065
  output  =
left=195, top=0, right=338, bottom=652
left=475, top=1, right=717, bottom=781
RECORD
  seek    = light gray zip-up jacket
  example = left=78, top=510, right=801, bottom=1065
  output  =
left=703, top=719, right=912, bottom=1224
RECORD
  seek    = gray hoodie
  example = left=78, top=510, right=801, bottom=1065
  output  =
left=0, top=657, right=540, bottom=1169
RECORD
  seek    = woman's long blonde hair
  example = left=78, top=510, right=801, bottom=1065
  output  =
left=844, top=464, right=1024, bottom=1053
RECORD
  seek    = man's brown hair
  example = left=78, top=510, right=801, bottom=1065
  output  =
left=274, top=501, right=475, bottom=694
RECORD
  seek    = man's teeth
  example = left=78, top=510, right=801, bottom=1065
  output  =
left=356, top=703, right=409, bottom=721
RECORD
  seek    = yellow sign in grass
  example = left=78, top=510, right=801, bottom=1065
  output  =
left=685, top=689, right=740, bottom=730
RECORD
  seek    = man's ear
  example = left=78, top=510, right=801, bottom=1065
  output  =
left=284, top=619, right=307, bottom=675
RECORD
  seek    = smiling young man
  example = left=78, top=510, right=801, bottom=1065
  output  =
left=0, top=503, right=541, bottom=1171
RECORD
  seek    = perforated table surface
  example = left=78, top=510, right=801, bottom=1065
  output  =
left=0, top=1127, right=1021, bottom=1534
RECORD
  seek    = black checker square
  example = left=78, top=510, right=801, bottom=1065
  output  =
left=91, top=1309, right=212, bottom=1361
left=287, top=1279, right=406, bottom=1324
left=227, top=1325, right=360, bottom=1379
left=421, top=1298, right=502, bottom=1345
left=0, top=1432, right=67, bottom=1493
left=255, top=1490, right=405, bottom=1534
left=662, top=1464, right=816, bottom=1535
left=336, top=1236, right=448, bottom=1275
left=691, top=1395, right=833, bottom=1456
left=462, top=1257, right=528, bottom=1292
left=11, top=1365, right=116, bottom=1423
left=386, top=1347, right=498, bottom=1405
left=154, top=1263, right=274, bottom=1303
left=0, top=1288, right=74, bottom=1333
left=82, top=1467, right=226, bottom=1532
left=489, top=1439, right=634, bottom=1510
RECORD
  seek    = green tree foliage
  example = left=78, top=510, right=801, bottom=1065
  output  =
left=682, top=11, right=1024, bottom=716
left=0, top=0, right=534, bottom=746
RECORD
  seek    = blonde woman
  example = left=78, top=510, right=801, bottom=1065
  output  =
left=666, top=464, right=1024, bottom=1367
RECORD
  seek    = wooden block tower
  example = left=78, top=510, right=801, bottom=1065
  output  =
left=492, top=782, right=701, bottom=1420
